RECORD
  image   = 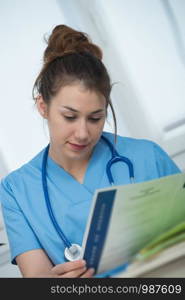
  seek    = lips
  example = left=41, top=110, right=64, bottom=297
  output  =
left=68, top=142, right=88, bottom=150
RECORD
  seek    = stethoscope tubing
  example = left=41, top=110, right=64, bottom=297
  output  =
left=42, top=135, right=134, bottom=254
left=101, top=135, right=134, bottom=184
left=42, top=144, right=72, bottom=248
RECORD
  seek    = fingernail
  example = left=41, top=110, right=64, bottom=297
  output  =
left=89, top=268, right=95, bottom=274
left=81, top=259, right=86, bottom=266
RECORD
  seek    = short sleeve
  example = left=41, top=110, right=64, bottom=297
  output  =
left=153, top=142, right=181, bottom=177
left=0, top=178, right=42, bottom=265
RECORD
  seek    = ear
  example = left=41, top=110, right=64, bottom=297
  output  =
left=36, top=95, right=48, bottom=119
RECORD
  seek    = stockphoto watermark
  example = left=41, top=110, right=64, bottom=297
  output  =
left=50, top=283, right=182, bottom=296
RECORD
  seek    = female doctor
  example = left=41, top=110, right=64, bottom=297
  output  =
left=0, top=25, right=181, bottom=278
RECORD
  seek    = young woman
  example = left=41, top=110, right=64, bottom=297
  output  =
left=0, top=25, right=180, bottom=278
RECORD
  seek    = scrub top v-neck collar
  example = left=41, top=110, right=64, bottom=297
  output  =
left=46, top=137, right=111, bottom=203
left=83, top=137, right=111, bottom=192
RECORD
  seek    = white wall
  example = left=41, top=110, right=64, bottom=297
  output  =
left=0, top=0, right=66, bottom=173
left=96, top=0, right=185, bottom=131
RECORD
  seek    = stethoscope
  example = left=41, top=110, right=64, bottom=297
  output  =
left=42, top=135, right=134, bottom=261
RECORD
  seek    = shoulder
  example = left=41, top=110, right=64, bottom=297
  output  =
left=0, top=147, right=46, bottom=206
left=102, top=131, right=157, bottom=153
left=102, top=131, right=181, bottom=176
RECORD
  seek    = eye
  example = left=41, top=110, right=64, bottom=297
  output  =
left=89, top=117, right=102, bottom=122
left=64, top=116, right=76, bottom=121
left=63, top=116, right=103, bottom=122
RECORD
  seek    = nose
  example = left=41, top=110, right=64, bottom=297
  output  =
left=74, top=119, right=89, bottom=142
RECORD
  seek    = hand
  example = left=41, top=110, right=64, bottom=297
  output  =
left=50, top=260, right=94, bottom=278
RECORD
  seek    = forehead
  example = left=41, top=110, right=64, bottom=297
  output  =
left=51, top=83, right=106, bottom=110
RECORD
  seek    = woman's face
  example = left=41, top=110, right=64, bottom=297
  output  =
left=37, top=82, right=106, bottom=162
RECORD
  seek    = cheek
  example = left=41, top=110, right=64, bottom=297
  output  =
left=91, top=120, right=105, bottom=136
left=98, top=118, right=106, bottom=129
left=49, top=117, right=68, bottom=131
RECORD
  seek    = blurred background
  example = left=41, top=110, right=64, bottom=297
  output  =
left=0, top=0, right=185, bottom=277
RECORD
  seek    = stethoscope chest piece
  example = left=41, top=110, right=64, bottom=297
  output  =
left=64, top=244, right=82, bottom=261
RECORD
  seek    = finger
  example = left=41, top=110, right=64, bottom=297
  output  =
left=51, top=260, right=86, bottom=275
left=59, top=266, right=87, bottom=278
left=80, top=268, right=95, bottom=278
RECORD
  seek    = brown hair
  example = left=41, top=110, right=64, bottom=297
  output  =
left=32, top=24, right=117, bottom=140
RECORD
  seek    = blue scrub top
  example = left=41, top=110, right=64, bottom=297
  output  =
left=0, top=132, right=181, bottom=265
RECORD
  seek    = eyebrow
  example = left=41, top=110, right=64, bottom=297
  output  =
left=61, top=106, right=105, bottom=114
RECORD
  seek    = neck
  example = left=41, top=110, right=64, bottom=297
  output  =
left=48, top=145, right=90, bottom=174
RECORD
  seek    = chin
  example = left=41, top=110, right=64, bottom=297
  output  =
left=68, top=148, right=91, bottom=160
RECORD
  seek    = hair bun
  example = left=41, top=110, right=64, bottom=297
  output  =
left=43, top=24, right=102, bottom=64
